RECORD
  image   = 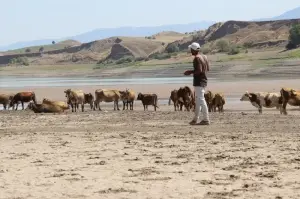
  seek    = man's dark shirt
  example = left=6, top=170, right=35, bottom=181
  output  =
left=193, top=56, right=208, bottom=87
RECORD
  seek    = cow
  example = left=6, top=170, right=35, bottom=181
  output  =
left=94, top=89, right=122, bottom=111
left=212, top=93, right=225, bottom=113
left=84, top=93, right=94, bottom=110
left=64, top=89, right=85, bottom=112
left=177, top=86, right=194, bottom=111
left=0, top=94, right=14, bottom=110
left=137, top=93, right=159, bottom=111
left=240, top=91, right=282, bottom=114
left=204, top=90, right=215, bottom=112
left=27, top=102, right=64, bottom=113
left=42, top=98, right=70, bottom=112
left=119, top=89, right=135, bottom=110
left=280, top=87, right=300, bottom=115
left=168, top=89, right=179, bottom=111
left=9, top=91, right=37, bottom=110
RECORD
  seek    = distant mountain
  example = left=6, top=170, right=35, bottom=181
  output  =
left=0, top=21, right=215, bottom=51
left=254, top=6, right=300, bottom=21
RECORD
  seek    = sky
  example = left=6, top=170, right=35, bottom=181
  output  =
left=0, top=0, right=299, bottom=46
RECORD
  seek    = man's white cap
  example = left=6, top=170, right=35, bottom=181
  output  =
left=188, top=42, right=201, bottom=51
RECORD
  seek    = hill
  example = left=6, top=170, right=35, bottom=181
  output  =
left=0, top=21, right=215, bottom=51
left=254, top=6, right=300, bottom=21
left=1, top=18, right=300, bottom=65
left=168, top=19, right=300, bottom=51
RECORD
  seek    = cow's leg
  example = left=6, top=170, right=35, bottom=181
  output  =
left=99, top=103, right=102, bottom=111
left=154, top=104, right=156, bottom=111
left=129, top=101, right=132, bottom=110
left=82, top=103, right=84, bottom=112
left=71, top=104, right=74, bottom=112
left=15, top=103, right=19, bottom=110
left=126, top=101, right=129, bottom=110
left=143, top=104, right=146, bottom=111
left=282, top=101, right=288, bottom=115
left=258, top=105, right=262, bottom=114
left=123, top=101, right=125, bottom=110
left=21, top=101, right=25, bottom=110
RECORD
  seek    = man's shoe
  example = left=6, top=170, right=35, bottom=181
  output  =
left=189, top=120, right=198, bottom=125
left=198, top=120, right=210, bottom=125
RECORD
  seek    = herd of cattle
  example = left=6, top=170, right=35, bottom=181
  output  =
left=0, top=87, right=299, bottom=115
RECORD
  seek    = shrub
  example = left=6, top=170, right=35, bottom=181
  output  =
left=149, top=53, right=171, bottom=60
left=287, top=24, right=300, bottom=49
left=228, top=46, right=240, bottom=55
left=9, top=57, right=29, bottom=66
left=25, top=48, right=31, bottom=53
left=116, top=56, right=134, bottom=64
left=166, top=43, right=180, bottom=53
left=216, top=40, right=230, bottom=52
left=135, top=57, right=146, bottom=62
left=201, top=47, right=211, bottom=55
left=286, top=41, right=297, bottom=50
left=243, top=42, right=253, bottom=48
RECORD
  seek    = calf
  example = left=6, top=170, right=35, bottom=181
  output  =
left=204, top=90, right=215, bottom=112
left=120, top=89, right=135, bottom=110
left=0, top=94, right=14, bottom=110
left=64, top=89, right=85, bottom=112
left=212, top=93, right=225, bottom=113
left=137, top=93, right=159, bottom=111
left=280, top=87, right=300, bottom=115
left=168, top=89, right=179, bottom=111
left=9, top=91, right=37, bottom=110
left=84, top=93, right=94, bottom=110
left=177, top=86, right=194, bottom=111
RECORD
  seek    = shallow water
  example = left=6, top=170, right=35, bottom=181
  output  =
left=0, top=76, right=218, bottom=88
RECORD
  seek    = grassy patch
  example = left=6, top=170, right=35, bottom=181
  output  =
left=287, top=49, right=300, bottom=58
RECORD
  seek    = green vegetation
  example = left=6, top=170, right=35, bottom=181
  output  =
left=116, top=56, right=135, bottom=64
left=166, top=43, right=180, bottom=53
left=216, top=40, right=230, bottom=52
left=9, top=57, right=29, bottom=66
left=149, top=53, right=171, bottom=60
left=228, top=45, right=240, bottom=55
left=287, top=49, right=300, bottom=58
left=286, top=24, right=300, bottom=49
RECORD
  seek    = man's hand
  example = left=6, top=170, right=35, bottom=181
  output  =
left=184, top=70, right=193, bottom=76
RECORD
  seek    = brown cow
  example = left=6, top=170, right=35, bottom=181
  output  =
left=27, top=102, right=64, bottom=113
left=204, top=91, right=215, bottom=112
left=42, top=98, right=70, bottom=112
left=84, top=93, right=94, bottom=110
left=64, top=89, right=85, bottom=112
left=168, top=89, right=179, bottom=111
left=212, top=93, right=225, bottom=113
left=119, top=89, right=135, bottom=110
left=0, top=94, right=14, bottom=110
left=177, top=86, right=194, bottom=111
left=280, top=88, right=300, bottom=115
left=9, top=91, right=37, bottom=110
left=94, top=89, right=122, bottom=111
left=137, top=93, right=159, bottom=111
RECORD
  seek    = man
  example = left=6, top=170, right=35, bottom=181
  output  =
left=184, top=42, right=210, bottom=125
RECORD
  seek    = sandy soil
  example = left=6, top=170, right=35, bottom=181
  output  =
left=1, top=104, right=300, bottom=199
left=1, top=79, right=300, bottom=199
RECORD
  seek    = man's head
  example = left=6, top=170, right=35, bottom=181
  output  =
left=188, top=42, right=200, bottom=55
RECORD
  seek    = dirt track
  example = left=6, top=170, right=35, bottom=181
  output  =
left=1, top=105, right=300, bottom=199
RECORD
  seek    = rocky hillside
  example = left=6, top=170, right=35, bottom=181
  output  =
left=1, top=19, right=300, bottom=65
left=168, top=18, right=300, bottom=51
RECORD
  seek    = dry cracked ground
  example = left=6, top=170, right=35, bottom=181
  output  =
left=0, top=106, right=300, bottom=199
